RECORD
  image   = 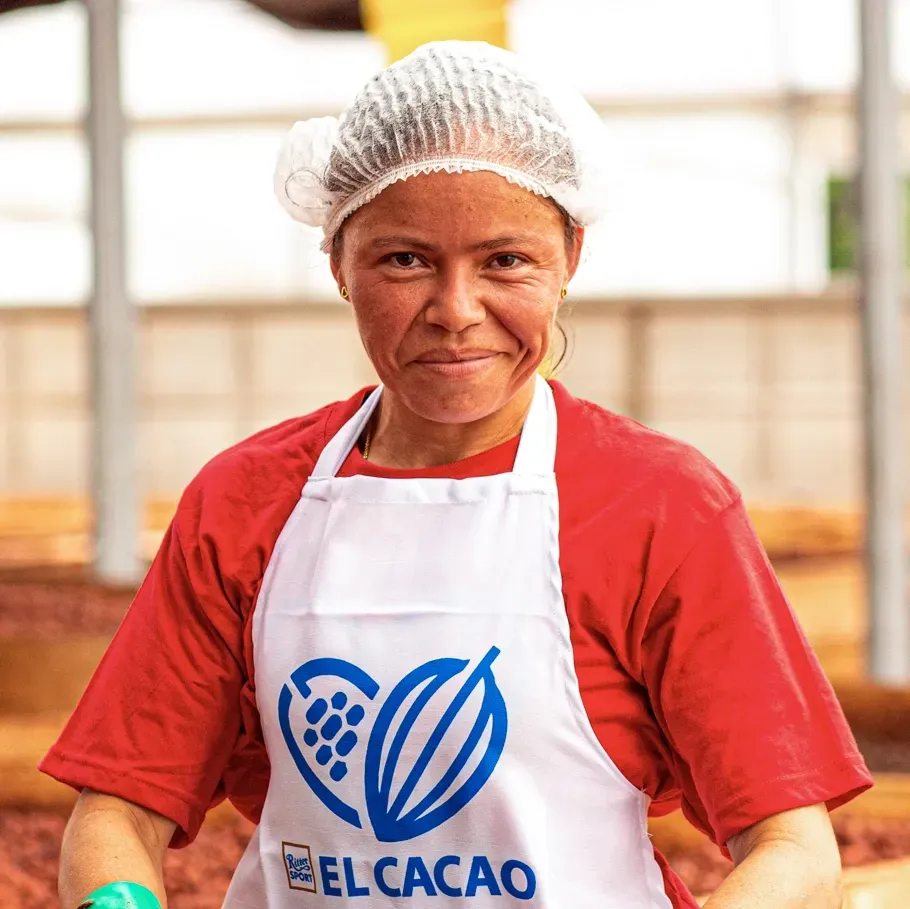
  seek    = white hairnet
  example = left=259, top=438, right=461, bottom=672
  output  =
left=274, top=40, right=609, bottom=250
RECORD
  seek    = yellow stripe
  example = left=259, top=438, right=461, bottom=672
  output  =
left=361, top=0, right=508, bottom=61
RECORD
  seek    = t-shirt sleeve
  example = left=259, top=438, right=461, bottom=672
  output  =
left=39, top=476, right=248, bottom=846
left=639, top=496, right=873, bottom=850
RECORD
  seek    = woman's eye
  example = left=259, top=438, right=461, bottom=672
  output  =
left=389, top=253, right=419, bottom=268
left=491, top=254, right=523, bottom=269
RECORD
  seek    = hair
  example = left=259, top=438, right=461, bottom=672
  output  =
left=546, top=310, right=573, bottom=376
left=541, top=199, right=577, bottom=377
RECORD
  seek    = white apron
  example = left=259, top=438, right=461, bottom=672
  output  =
left=223, top=377, right=673, bottom=908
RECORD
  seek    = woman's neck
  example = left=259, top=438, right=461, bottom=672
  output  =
left=364, top=380, right=536, bottom=469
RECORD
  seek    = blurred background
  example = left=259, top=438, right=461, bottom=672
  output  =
left=0, top=0, right=907, bottom=503
left=0, top=0, right=909, bottom=906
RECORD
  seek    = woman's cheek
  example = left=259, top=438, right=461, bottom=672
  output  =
left=352, top=287, right=417, bottom=354
left=359, top=320, right=405, bottom=371
left=493, top=297, right=556, bottom=354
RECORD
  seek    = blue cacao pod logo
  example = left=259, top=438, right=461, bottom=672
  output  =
left=278, top=647, right=507, bottom=842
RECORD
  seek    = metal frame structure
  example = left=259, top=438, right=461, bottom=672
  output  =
left=858, top=0, right=908, bottom=682
left=2, top=1, right=907, bottom=672
left=85, top=0, right=139, bottom=583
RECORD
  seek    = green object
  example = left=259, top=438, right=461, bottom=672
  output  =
left=76, top=881, right=162, bottom=909
left=827, top=174, right=910, bottom=273
left=827, top=176, right=857, bottom=273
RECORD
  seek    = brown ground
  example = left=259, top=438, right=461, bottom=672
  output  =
left=663, top=814, right=910, bottom=895
left=0, top=808, right=252, bottom=908
left=1, top=809, right=910, bottom=904
left=2, top=562, right=910, bottom=902
left=855, top=740, right=910, bottom=774
left=2, top=563, right=907, bottom=774
left=0, top=565, right=133, bottom=637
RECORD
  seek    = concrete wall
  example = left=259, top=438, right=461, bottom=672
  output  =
left=1, top=292, right=907, bottom=504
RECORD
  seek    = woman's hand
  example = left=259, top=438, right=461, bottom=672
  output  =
left=703, top=802, right=843, bottom=908
left=59, top=789, right=176, bottom=909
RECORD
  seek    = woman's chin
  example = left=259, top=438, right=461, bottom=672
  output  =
left=392, top=380, right=514, bottom=426
left=377, top=357, right=541, bottom=426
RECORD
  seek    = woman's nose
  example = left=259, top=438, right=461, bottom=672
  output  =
left=423, top=269, right=486, bottom=333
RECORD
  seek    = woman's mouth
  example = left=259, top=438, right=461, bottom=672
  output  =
left=413, top=351, right=500, bottom=378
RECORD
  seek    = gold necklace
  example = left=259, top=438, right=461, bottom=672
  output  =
left=362, top=418, right=374, bottom=460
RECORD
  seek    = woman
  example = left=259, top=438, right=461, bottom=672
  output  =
left=44, top=41, right=870, bottom=909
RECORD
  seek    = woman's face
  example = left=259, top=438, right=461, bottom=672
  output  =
left=331, top=170, right=584, bottom=425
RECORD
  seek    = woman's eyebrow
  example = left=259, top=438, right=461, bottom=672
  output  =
left=369, top=236, right=439, bottom=251
left=368, top=234, right=541, bottom=253
left=470, top=235, right=540, bottom=251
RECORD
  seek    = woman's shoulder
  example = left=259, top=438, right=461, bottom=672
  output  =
left=550, top=380, right=739, bottom=520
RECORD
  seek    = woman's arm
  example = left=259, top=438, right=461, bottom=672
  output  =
left=59, top=789, right=177, bottom=909
left=702, top=803, right=843, bottom=909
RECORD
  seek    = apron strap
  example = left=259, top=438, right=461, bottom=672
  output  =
left=310, top=386, right=383, bottom=480
left=511, top=374, right=557, bottom=477
left=308, top=375, right=556, bottom=481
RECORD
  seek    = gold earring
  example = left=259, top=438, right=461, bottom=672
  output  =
left=560, top=287, right=568, bottom=299
left=340, top=286, right=349, bottom=299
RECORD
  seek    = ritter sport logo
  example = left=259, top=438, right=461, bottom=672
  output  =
left=278, top=646, right=507, bottom=843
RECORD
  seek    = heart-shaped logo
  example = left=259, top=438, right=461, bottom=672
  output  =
left=278, top=647, right=507, bottom=842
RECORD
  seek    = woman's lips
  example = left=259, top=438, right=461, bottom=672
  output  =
left=413, top=353, right=500, bottom=378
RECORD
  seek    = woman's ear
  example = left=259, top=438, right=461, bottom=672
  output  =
left=329, top=253, right=342, bottom=286
left=329, top=251, right=349, bottom=302
left=566, top=225, right=585, bottom=281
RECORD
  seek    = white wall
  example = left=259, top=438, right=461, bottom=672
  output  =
left=1, top=296, right=907, bottom=504
left=514, top=0, right=910, bottom=95
left=2, top=0, right=909, bottom=305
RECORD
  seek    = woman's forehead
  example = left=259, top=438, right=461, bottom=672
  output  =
left=345, top=170, right=564, bottom=242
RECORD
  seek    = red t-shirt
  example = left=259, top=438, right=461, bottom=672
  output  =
left=40, top=381, right=872, bottom=908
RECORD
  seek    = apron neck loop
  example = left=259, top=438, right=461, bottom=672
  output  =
left=309, top=375, right=556, bottom=481
left=511, top=374, right=557, bottom=477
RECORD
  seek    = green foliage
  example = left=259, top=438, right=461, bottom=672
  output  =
left=827, top=175, right=910, bottom=273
